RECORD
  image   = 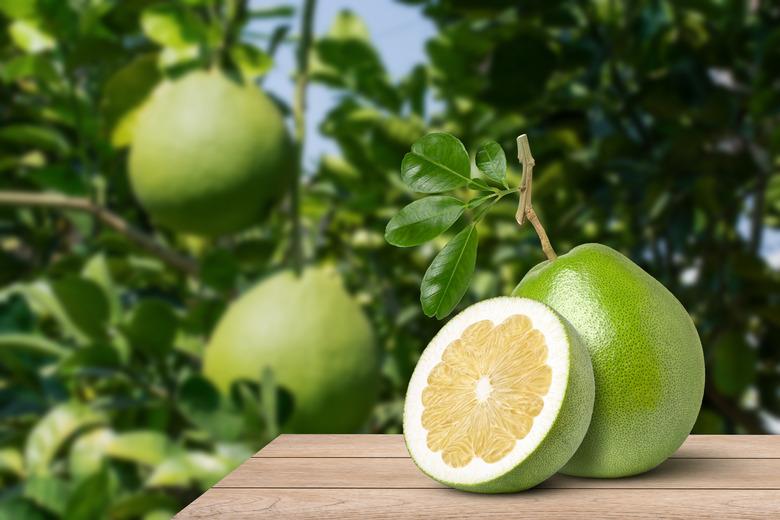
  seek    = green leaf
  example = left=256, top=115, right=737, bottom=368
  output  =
left=147, top=451, right=234, bottom=490
left=475, top=140, right=507, bottom=185
left=712, top=332, right=756, bottom=398
left=421, top=225, right=478, bottom=319
left=81, top=253, right=120, bottom=323
left=0, top=496, right=48, bottom=520
left=177, top=375, right=245, bottom=441
left=248, top=5, right=295, bottom=18
left=51, top=276, right=110, bottom=340
left=23, top=475, right=72, bottom=516
left=63, top=468, right=112, bottom=520
left=124, top=299, right=178, bottom=353
left=327, top=9, right=370, bottom=41
left=101, top=54, right=161, bottom=148
left=260, top=367, right=280, bottom=438
left=108, top=492, right=177, bottom=520
left=105, top=431, right=172, bottom=466
left=230, top=43, right=273, bottom=81
left=401, top=133, right=471, bottom=193
left=68, top=428, right=114, bottom=477
left=0, top=333, right=68, bottom=357
left=8, top=20, right=55, bottom=54
left=385, top=196, right=464, bottom=247
left=12, top=282, right=88, bottom=342
left=185, top=451, right=235, bottom=489
left=0, top=0, right=39, bottom=19
left=140, top=4, right=205, bottom=49
left=0, top=125, right=70, bottom=155
left=200, top=249, right=239, bottom=291
left=0, top=54, right=58, bottom=83
left=146, top=454, right=190, bottom=488
left=25, top=403, right=104, bottom=475
left=692, top=408, right=725, bottom=434
left=0, top=448, right=23, bottom=477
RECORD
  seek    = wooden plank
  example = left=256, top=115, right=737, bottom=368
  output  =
left=255, top=434, right=780, bottom=459
left=175, top=488, right=780, bottom=519
left=257, top=435, right=406, bottom=458
left=678, top=435, right=780, bottom=458
left=216, top=456, right=780, bottom=490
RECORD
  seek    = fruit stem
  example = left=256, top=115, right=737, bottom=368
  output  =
left=0, top=191, right=198, bottom=274
left=290, top=0, right=318, bottom=275
left=516, top=135, right=557, bottom=261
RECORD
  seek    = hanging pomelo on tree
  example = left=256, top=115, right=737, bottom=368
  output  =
left=203, top=267, right=379, bottom=433
left=128, top=69, right=291, bottom=236
left=201, top=1, right=380, bottom=434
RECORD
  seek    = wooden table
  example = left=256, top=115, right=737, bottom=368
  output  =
left=176, top=434, right=780, bottom=518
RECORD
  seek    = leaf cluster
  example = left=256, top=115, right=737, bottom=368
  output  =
left=385, top=133, right=517, bottom=319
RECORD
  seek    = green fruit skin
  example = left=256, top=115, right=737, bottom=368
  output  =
left=513, top=244, right=705, bottom=478
left=203, top=268, right=379, bottom=433
left=405, top=301, right=595, bottom=493
left=129, top=70, right=290, bottom=235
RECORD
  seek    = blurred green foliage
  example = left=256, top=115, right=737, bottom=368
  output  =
left=0, top=0, right=778, bottom=517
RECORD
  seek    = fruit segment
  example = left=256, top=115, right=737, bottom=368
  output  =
left=421, top=314, right=552, bottom=467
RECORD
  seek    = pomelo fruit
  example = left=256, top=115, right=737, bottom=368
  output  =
left=404, top=297, right=594, bottom=493
left=203, top=267, right=378, bottom=433
left=513, top=243, right=705, bottom=477
left=128, top=70, right=290, bottom=235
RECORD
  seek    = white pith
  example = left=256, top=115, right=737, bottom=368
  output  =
left=404, top=297, right=571, bottom=486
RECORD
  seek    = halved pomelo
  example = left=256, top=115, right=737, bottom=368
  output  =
left=403, top=297, right=594, bottom=493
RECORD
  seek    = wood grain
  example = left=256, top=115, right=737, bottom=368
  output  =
left=255, top=434, right=780, bottom=459
left=176, top=488, right=780, bottom=519
left=175, top=435, right=780, bottom=519
left=217, top=456, right=780, bottom=489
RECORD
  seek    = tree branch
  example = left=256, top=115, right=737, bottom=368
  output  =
left=516, top=134, right=557, bottom=261
left=748, top=142, right=771, bottom=254
left=0, top=191, right=198, bottom=275
left=288, top=0, right=317, bottom=274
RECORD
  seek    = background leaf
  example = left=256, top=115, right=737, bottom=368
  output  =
left=25, top=403, right=104, bottom=475
left=63, top=469, right=112, bottom=520
left=106, top=431, right=172, bottom=466
left=385, top=196, right=464, bottom=247
left=420, top=224, right=478, bottom=319
left=101, top=54, right=161, bottom=148
left=230, top=43, right=273, bottom=81
left=140, top=4, right=205, bottom=49
left=8, top=20, right=55, bottom=54
left=124, top=299, right=178, bottom=353
left=51, top=277, right=110, bottom=341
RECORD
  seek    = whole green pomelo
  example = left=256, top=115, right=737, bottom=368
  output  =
left=128, top=70, right=290, bottom=235
left=203, top=267, right=379, bottom=433
left=513, top=243, right=704, bottom=478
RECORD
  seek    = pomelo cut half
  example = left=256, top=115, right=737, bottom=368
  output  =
left=404, top=297, right=594, bottom=493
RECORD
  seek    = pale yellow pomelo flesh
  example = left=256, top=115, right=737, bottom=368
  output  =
left=404, top=297, right=594, bottom=493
